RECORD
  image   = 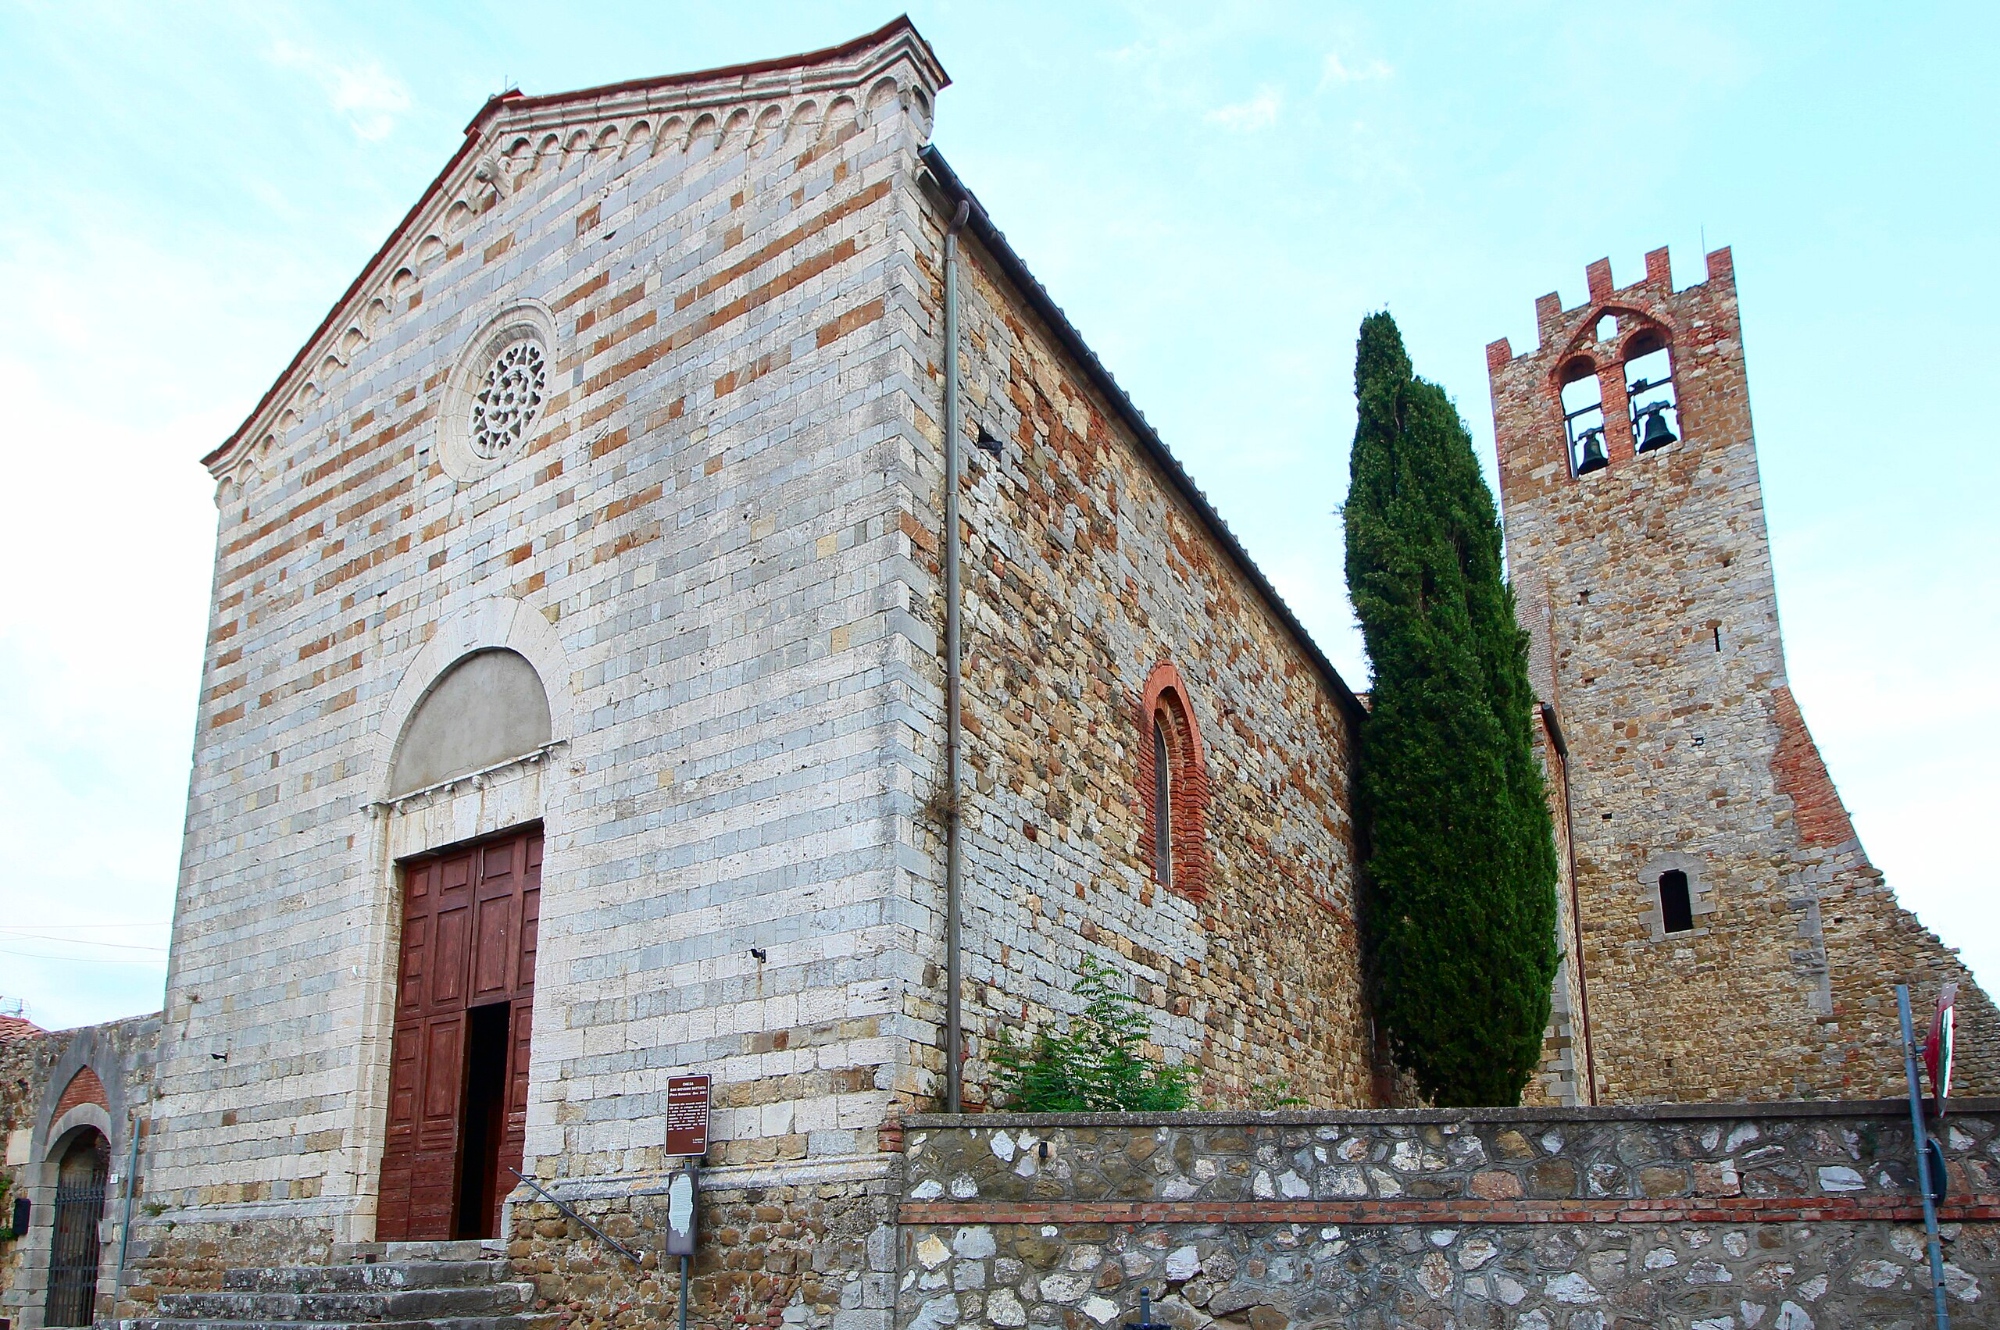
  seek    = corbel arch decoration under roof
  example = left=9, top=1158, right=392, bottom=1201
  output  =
left=202, top=17, right=949, bottom=491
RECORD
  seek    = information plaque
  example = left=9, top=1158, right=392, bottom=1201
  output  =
left=666, top=1074, right=711, bottom=1157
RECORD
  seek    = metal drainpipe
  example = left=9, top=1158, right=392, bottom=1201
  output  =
left=942, top=199, right=971, bottom=1115
left=113, top=1112, right=141, bottom=1303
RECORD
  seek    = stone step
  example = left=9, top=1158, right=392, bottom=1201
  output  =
left=130, top=1304, right=556, bottom=1328
left=224, top=1263, right=516, bottom=1293
left=158, top=1284, right=532, bottom=1323
left=128, top=1319, right=437, bottom=1330
left=129, top=1318, right=554, bottom=1330
left=334, top=1240, right=506, bottom=1264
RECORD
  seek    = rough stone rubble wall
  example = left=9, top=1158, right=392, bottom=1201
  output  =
left=502, top=1163, right=902, bottom=1330
left=897, top=1109, right=1999, bottom=1330
left=1486, top=247, right=1996, bottom=1104
left=147, top=31, right=948, bottom=1261
left=913, top=211, right=1374, bottom=1110
left=0, top=1014, right=161, bottom=1330
left=0, top=1026, right=53, bottom=1312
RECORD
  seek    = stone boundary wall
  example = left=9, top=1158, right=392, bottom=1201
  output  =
left=897, top=1105, right=2000, bottom=1330
left=500, top=1162, right=902, bottom=1330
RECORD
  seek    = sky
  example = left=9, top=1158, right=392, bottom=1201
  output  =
left=1, top=2, right=1995, bottom=1030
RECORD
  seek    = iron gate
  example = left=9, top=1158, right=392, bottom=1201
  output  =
left=45, top=1130, right=108, bottom=1327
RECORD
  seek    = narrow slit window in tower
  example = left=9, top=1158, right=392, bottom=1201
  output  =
left=1659, top=869, right=1694, bottom=934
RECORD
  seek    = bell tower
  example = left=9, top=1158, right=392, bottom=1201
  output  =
left=1486, top=247, right=1995, bottom=1103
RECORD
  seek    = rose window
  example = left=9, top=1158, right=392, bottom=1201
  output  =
left=469, top=338, right=547, bottom=458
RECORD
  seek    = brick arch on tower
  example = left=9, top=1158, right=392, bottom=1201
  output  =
left=1134, top=660, right=1213, bottom=903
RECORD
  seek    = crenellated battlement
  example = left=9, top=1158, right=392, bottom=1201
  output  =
left=1487, top=245, right=1732, bottom=371
left=1486, top=244, right=1747, bottom=495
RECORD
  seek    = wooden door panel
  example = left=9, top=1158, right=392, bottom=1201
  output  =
left=378, top=824, right=541, bottom=1242
left=431, top=901, right=471, bottom=1009
left=472, top=892, right=517, bottom=1001
left=397, top=916, right=428, bottom=1015
left=388, top=1021, right=420, bottom=1136
left=419, top=1015, right=465, bottom=1134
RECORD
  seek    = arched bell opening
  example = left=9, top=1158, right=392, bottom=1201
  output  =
left=1621, top=328, right=1680, bottom=455
left=1558, top=356, right=1607, bottom=477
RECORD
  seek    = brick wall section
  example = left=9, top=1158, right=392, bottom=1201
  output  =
left=912, top=202, right=1374, bottom=1110
left=51, top=1066, right=108, bottom=1119
left=1522, top=709, right=1590, bottom=1110
left=1487, top=246, right=1997, bottom=1103
left=897, top=1109, right=1999, bottom=1329
left=1769, top=685, right=1857, bottom=849
left=0, top=1013, right=161, bottom=1330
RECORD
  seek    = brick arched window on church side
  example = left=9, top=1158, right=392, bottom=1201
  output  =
left=1135, top=661, right=1212, bottom=902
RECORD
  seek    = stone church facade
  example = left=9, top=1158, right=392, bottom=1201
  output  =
left=129, top=15, right=1372, bottom=1282
left=0, top=18, right=1991, bottom=1330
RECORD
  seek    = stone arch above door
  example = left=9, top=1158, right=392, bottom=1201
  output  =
left=371, top=596, right=573, bottom=801
left=390, top=650, right=551, bottom=797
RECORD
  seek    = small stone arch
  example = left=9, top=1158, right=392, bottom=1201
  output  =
left=389, top=649, right=551, bottom=796
left=370, top=596, right=573, bottom=802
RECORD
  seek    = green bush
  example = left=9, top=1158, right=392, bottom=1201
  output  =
left=991, top=955, right=1196, bottom=1112
left=1343, top=311, right=1560, bottom=1107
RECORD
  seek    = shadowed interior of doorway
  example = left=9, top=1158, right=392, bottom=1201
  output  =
left=455, top=1001, right=512, bottom=1239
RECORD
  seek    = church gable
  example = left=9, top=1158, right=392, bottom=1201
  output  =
left=205, top=18, right=945, bottom=496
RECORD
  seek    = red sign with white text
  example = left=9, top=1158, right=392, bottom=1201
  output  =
left=666, top=1075, right=711, bottom=1157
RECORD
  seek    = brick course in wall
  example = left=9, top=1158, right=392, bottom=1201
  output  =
left=1487, top=247, right=1997, bottom=1105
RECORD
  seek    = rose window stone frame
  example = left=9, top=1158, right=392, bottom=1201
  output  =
left=439, top=302, right=559, bottom=483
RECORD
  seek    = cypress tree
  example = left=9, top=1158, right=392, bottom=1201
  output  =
left=1343, top=311, right=1560, bottom=1107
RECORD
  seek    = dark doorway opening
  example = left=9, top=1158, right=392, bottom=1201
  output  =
left=455, top=1001, right=512, bottom=1238
left=46, top=1128, right=109, bottom=1326
left=1660, top=870, right=1694, bottom=934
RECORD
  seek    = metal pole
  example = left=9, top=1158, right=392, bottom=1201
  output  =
left=113, top=1112, right=141, bottom=1305
left=677, top=1254, right=690, bottom=1330
left=942, top=197, right=971, bottom=1115
left=1897, top=985, right=1951, bottom=1330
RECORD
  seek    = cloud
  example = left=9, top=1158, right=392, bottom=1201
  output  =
left=267, top=39, right=410, bottom=141
left=1205, top=85, right=1283, bottom=132
left=1320, top=51, right=1393, bottom=88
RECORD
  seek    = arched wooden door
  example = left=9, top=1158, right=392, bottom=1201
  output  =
left=45, top=1128, right=109, bottom=1326
left=377, top=825, right=541, bottom=1240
